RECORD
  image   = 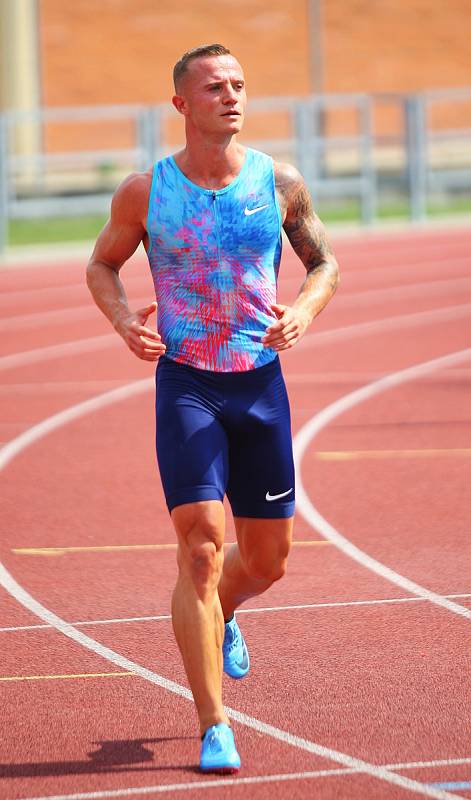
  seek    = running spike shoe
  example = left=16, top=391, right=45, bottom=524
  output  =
left=222, top=615, right=250, bottom=679
left=200, top=723, right=241, bottom=773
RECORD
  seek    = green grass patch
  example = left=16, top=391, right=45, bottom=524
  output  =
left=5, top=197, right=471, bottom=248
left=318, top=196, right=471, bottom=224
left=9, top=214, right=108, bottom=246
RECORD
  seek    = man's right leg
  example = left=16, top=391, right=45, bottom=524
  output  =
left=170, top=499, right=229, bottom=736
left=156, top=358, right=240, bottom=769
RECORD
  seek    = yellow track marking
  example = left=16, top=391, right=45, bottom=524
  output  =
left=291, top=540, right=331, bottom=546
left=12, top=543, right=177, bottom=556
left=315, top=448, right=471, bottom=461
left=12, top=540, right=331, bottom=556
left=0, top=671, right=135, bottom=682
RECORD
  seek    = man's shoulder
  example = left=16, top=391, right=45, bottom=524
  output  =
left=111, top=169, right=153, bottom=221
left=273, top=161, right=303, bottom=193
left=115, top=169, right=153, bottom=201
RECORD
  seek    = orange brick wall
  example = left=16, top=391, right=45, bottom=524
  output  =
left=324, top=0, right=471, bottom=94
left=38, top=0, right=310, bottom=106
left=38, top=0, right=471, bottom=150
left=39, top=0, right=471, bottom=105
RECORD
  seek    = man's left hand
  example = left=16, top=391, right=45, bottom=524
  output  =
left=262, top=303, right=310, bottom=351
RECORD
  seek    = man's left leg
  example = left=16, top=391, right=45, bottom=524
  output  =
left=219, top=516, right=293, bottom=617
left=218, top=356, right=295, bottom=674
left=218, top=516, right=293, bottom=676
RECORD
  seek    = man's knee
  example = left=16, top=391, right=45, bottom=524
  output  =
left=172, top=501, right=225, bottom=588
left=244, top=550, right=288, bottom=584
left=187, top=539, right=222, bottom=585
left=236, top=517, right=292, bottom=584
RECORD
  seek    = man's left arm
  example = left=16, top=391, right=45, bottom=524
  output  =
left=262, top=162, right=339, bottom=351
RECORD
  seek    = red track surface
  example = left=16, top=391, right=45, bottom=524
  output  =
left=1, top=226, right=471, bottom=800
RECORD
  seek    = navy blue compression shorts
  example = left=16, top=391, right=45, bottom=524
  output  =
left=155, top=355, right=295, bottom=518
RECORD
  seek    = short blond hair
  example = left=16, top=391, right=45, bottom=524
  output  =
left=173, top=44, right=231, bottom=91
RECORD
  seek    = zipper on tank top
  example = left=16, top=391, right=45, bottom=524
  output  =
left=212, top=192, right=221, bottom=264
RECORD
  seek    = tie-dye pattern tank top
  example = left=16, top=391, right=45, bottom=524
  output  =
left=146, top=147, right=282, bottom=372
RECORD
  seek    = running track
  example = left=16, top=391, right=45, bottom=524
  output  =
left=1, top=225, right=470, bottom=800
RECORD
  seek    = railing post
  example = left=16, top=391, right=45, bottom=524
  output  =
left=405, top=94, right=427, bottom=221
left=151, top=105, right=163, bottom=163
left=294, top=99, right=315, bottom=199
left=0, top=113, right=8, bottom=255
left=359, top=95, right=377, bottom=224
left=136, top=107, right=155, bottom=171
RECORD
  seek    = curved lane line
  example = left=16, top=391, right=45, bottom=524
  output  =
left=0, top=333, right=117, bottom=372
left=0, top=566, right=461, bottom=800
left=299, top=302, right=471, bottom=349
left=0, top=382, right=462, bottom=799
left=1, top=301, right=470, bottom=373
left=293, top=347, right=471, bottom=621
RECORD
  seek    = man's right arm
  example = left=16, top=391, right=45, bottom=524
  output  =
left=86, top=172, right=166, bottom=362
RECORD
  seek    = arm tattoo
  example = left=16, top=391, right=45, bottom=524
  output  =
left=275, top=163, right=339, bottom=294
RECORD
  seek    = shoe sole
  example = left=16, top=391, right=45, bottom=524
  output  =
left=200, top=765, right=240, bottom=774
left=224, top=667, right=249, bottom=679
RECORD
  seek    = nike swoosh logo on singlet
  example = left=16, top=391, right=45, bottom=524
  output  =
left=265, top=488, right=293, bottom=502
left=244, top=204, right=269, bottom=216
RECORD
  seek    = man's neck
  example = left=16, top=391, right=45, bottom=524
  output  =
left=174, top=135, right=246, bottom=190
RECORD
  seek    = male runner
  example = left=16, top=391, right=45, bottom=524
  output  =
left=87, top=44, right=339, bottom=773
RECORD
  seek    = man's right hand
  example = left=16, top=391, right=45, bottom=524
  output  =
left=115, top=301, right=167, bottom=362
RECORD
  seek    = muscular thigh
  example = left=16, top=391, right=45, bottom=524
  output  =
left=224, top=358, right=295, bottom=519
left=155, top=357, right=229, bottom=512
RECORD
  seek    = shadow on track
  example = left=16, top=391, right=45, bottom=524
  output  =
left=0, top=737, right=198, bottom=779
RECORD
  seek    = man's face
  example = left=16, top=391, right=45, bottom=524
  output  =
left=174, top=55, right=247, bottom=136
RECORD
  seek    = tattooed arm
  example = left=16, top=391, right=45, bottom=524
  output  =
left=262, top=162, right=339, bottom=351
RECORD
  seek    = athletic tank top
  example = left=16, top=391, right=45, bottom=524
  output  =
left=146, top=147, right=282, bottom=372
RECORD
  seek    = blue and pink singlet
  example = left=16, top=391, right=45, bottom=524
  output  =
left=146, top=147, right=295, bottom=517
left=146, top=147, right=282, bottom=372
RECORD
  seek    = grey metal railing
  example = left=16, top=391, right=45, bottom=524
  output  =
left=0, top=88, right=470, bottom=253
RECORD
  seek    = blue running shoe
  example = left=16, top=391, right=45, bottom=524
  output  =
left=222, top=615, right=250, bottom=679
left=200, top=723, right=241, bottom=773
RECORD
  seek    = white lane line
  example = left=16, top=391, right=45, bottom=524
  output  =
left=0, top=389, right=462, bottom=799
left=299, top=302, right=471, bottom=350
left=5, top=276, right=471, bottom=330
left=285, top=368, right=471, bottom=384
left=333, top=237, right=471, bottom=262
left=294, top=347, right=471, bottom=621
left=1, top=300, right=470, bottom=374
left=0, top=272, right=150, bottom=306
left=0, top=565, right=460, bottom=800
left=0, top=379, right=153, bottom=471
left=2, top=593, right=471, bottom=634
left=10, top=770, right=360, bottom=800
left=14, top=757, right=471, bottom=800
left=1, top=237, right=468, bottom=303
left=12, top=759, right=471, bottom=800
left=0, top=304, right=100, bottom=331
left=0, top=334, right=117, bottom=372
left=0, top=297, right=149, bottom=332
left=326, top=276, right=471, bottom=308
left=1, top=366, right=470, bottom=392
left=386, top=758, right=471, bottom=770
left=0, top=381, right=129, bottom=393
left=0, top=614, right=172, bottom=633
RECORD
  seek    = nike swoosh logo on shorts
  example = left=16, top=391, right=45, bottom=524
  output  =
left=244, top=204, right=269, bottom=216
left=265, top=488, right=293, bottom=502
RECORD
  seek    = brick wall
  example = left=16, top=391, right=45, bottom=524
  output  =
left=39, top=0, right=471, bottom=103
left=38, top=0, right=471, bottom=149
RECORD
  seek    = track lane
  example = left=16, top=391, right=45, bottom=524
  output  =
left=1, top=226, right=470, bottom=799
